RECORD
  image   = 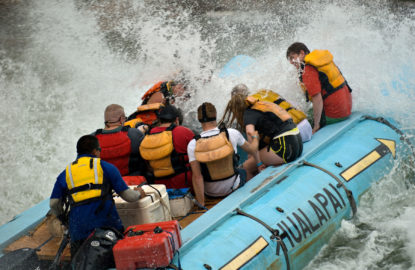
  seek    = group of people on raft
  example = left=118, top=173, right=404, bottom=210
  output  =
left=49, top=42, right=353, bottom=259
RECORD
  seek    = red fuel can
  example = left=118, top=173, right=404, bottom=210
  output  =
left=113, top=220, right=182, bottom=270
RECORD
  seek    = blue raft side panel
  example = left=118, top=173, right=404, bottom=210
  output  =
left=175, top=113, right=404, bottom=270
left=218, top=55, right=256, bottom=78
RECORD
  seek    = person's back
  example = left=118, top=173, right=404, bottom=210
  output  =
left=94, top=104, right=145, bottom=176
left=188, top=103, right=260, bottom=206
left=233, top=84, right=312, bottom=142
left=139, top=105, right=194, bottom=189
left=50, top=135, right=145, bottom=257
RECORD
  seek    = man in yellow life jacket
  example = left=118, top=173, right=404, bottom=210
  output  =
left=231, top=84, right=312, bottom=142
left=286, top=42, right=352, bottom=133
left=139, top=105, right=194, bottom=190
left=187, top=102, right=260, bottom=207
left=50, top=135, right=145, bottom=257
left=93, top=104, right=146, bottom=177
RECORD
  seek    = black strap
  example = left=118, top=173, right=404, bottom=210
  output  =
left=67, top=183, right=105, bottom=194
left=302, top=161, right=357, bottom=216
left=235, top=208, right=290, bottom=270
left=363, top=115, right=415, bottom=157
left=200, top=102, right=216, bottom=123
left=321, top=81, right=347, bottom=100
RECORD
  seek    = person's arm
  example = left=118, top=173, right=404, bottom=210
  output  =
left=240, top=130, right=259, bottom=155
left=190, top=160, right=205, bottom=207
left=244, top=124, right=263, bottom=169
left=50, top=198, right=63, bottom=217
left=311, top=93, right=323, bottom=133
left=119, top=187, right=145, bottom=202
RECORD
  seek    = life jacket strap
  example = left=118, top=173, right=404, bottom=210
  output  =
left=67, top=183, right=105, bottom=195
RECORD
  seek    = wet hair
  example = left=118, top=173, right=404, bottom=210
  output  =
left=77, top=135, right=100, bottom=155
left=220, top=93, right=248, bottom=132
left=197, top=102, right=217, bottom=123
left=231, top=84, right=249, bottom=96
left=286, top=42, right=310, bottom=59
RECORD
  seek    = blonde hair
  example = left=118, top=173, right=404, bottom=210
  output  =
left=220, top=94, right=248, bottom=131
left=231, top=84, right=249, bottom=96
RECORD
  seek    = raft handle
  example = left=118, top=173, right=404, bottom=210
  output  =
left=301, top=161, right=357, bottom=217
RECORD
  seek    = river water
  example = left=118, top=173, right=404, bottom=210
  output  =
left=1, top=0, right=415, bottom=269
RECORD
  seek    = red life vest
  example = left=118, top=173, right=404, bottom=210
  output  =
left=95, top=126, right=132, bottom=176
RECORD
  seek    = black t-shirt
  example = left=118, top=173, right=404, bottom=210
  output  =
left=243, top=108, right=295, bottom=144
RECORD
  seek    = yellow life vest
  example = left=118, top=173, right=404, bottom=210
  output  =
left=124, top=118, right=143, bottom=128
left=65, top=157, right=105, bottom=205
left=137, top=102, right=164, bottom=113
left=139, top=124, right=188, bottom=178
left=194, top=128, right=237, bottom=181
left=304, top=50, right=348, bottom=99
left=250, top=89, right=306, bottom=124
left=245, top=96, right=292, bottom=122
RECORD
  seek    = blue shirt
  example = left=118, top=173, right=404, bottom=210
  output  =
left=50, top=154, right=129, bottom=242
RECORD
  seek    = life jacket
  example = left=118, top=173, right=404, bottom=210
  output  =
left=127, top=103, right=164, bottom=127
left=65, top=157, right=110, bottom=207
left=245, top=96, right=292, bottom=122
left=139, top=124, right=189, bottom=179
left=250, top=89, right=307, bottom=124
left=141, top=81, right=174, bottom=104
left=95, top=126, right=131, bottom=176
left=124, top=118, right=143, bottom=129
left=245, top=96, right=295, bottom=144
left=302, top=50, right=351, bottom=100
left=194, top=126, right=238, bottom=182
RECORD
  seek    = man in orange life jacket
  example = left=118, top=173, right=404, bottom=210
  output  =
left=139, top=105, right=195, bottom=189
left=93, top=104, right=145, bottom=176
left=50, top=135, right=145, bottom=257
left=126, top=80, right=187, bottom=128
left=286, top=42, right=352, bottom=133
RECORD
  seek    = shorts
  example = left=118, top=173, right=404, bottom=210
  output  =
left=237, top=168, right=247, bottom=188
left=269, top=128, right=303, bottom=163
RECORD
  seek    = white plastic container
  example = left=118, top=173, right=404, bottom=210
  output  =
left=115, top=184, right=171, bottom=228
left=168, top=189, right=194, bottom=218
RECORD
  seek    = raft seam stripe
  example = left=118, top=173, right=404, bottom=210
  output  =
left=219, top=236, right=268, bottom=270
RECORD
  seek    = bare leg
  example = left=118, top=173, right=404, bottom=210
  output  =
left=243, top=156, right=258, bottom=180
left=259, top=147, right=285, bottom=166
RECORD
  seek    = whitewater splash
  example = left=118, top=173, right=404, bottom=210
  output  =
left=1, top=0, right=414, bottom=268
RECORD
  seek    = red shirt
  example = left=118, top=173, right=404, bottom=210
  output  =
left=150, top=125, right=195, bottom=189
left=302, top=65, right=352, bottom=118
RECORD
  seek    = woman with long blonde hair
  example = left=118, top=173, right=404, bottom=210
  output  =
left=221, top=85, right=303, bottom=179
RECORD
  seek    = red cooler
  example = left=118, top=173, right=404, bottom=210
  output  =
left=113, top=220, right=182, bottom=270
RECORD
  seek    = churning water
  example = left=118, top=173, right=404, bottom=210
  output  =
left=1, top=0, right=414, bottom=268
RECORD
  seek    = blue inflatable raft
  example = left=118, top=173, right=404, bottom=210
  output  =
left=174, top=112, right=410, bottom=269
left=0, top=56, right=413, bottom=269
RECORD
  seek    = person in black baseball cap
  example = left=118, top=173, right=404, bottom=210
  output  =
left=139, top=105, right=195, bottom=189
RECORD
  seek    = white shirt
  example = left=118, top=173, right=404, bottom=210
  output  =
left=187, top=127, right=246, bottom=197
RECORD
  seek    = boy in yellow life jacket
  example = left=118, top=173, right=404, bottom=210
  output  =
left=286, top=42, right=352, bottom=133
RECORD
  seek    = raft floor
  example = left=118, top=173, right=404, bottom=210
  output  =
left=3, top=197, right=222, bottom=261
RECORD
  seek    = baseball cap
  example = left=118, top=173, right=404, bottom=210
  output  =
left=158, top=105, right=180, bottom=121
